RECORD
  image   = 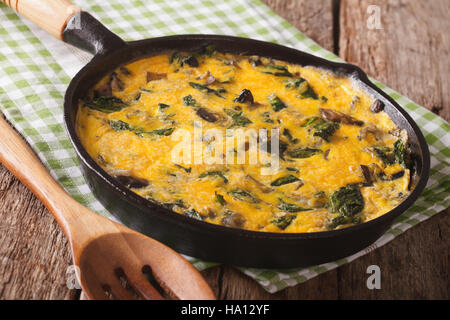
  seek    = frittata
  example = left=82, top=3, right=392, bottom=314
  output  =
left=76, top=46, right=413, bottom=233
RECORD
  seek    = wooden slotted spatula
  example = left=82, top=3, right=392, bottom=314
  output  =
left=0, top=115, right=216, bottom=300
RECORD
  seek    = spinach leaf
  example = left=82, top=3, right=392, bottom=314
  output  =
left=215, top=192, right=226, bottom=206
left=312, top=120, right=340, bottom=142
left=146, top=128, right=175, bottom=136
left=162, top=199, right=186, bottom=210
left=189, top=82, right=225, bottom=98
left=199, top=171, right=228, bottom=183
left=329, top=184, right=364, bottom=217
left=278, top=198, right=311, bottom=213
left=301, top=117, right=320, bottom=127
left=302, top=117, right=339, bottom=142
left=282, top=128, right=298, bottom=143
left=109, top=119, right=174, bottom=137
left=261, top=65, right=293, bottom=77
left=262, top=111, right=274, bottom=124
left=85, top=96, right=127, bottom=113
left=285, top=78, right=304, bottom=89
left=182, top=94, right=199, bottom=107
left=266, top=65, right=289, bottom=71
left=372, top=146, right=395, bottom=165
left=158, top=103, right=170, bottom=110
left=169, top=51, right=181, bottom=64
left=174, top=163, right=191, bottom=173
left=228, top=189, right=259, bottom=203
left=328, top=215, right=361, bottom=230
left=224, top=109, right=252, bottom=127
left=271, top=214, right=296, bottom=230
left=369, top=140, right=410, bottom=168
left=286, top=78, right=318, bottom=99
left=169, top=52, right=199, bottom=67
left=299, top=83, right=318, bottom=99
left=268, top=94, right=287, bottom=112
left=201, top=44, right=217, bottom=57
left=189, top=82, right=213, bottom=92
left=393, top=139, right=410, bottom=169
left=270, top=174, right=300, bottom=186
left=109, top=120, right=131, bottom=132
left=286, top=147, right=322, bottom=159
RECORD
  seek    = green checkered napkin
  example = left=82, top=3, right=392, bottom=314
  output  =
left=0, top=0, right=448, bottom=293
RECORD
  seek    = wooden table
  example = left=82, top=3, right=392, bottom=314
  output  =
left=0, top=0, right=448, bottom=299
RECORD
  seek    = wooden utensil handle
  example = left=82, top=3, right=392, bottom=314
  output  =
left=1, top=0, right=80, bottom=39
left=0, top=115, right=81, bottom=231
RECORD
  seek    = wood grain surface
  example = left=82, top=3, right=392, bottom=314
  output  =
left=0, top=0, right=448, bottom=299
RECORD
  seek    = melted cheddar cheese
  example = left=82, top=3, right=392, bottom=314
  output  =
left=76, top=49, right=412, bottom=233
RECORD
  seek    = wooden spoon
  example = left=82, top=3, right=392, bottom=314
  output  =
left=0, top=115, right=216, bottom=300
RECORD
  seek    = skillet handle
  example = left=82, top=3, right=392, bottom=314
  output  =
left=1, top=0, right=80, bottom=39
left=2, top=0, right=126, bottom=55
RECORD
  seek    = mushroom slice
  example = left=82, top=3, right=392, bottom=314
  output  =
left=196, top=107, right=219, bottom=123
left=110, top=72, right=124, bottom=91
left=359, top=165, right=373, bottom=186
left=221, top=211, right=247, bottom=228
left=245, top=175, right=273, bottom=193
left=146, top=72, right=167, bottom=82
left=319, top=108, right=364, bottom=126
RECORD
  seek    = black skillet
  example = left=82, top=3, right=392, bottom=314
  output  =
left=5, top=1, right=430, bottom=268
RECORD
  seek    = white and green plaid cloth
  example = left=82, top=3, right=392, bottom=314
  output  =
left=0, top=0, right=448, bottom=294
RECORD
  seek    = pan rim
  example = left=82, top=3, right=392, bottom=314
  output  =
left=64, top=34, right=430, bottom=241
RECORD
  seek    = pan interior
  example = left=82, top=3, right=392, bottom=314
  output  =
left=65, top=35, right=429, bottom=239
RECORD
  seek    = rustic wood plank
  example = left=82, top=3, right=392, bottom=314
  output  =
left=262, top=0, right=335, bottom=52
left=338, top=0, right=449, bottom=299
left=340, top=0, right=449, bottom=121
left=337, top=211, right=449, bottom=299
left=0, top=164, right=77, bottom=299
